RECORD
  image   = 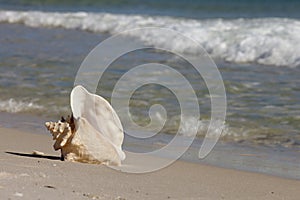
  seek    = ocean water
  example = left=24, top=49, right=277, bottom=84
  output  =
left=0, top=0, right=299, bottom=177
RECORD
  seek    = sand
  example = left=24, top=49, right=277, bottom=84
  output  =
left=0, top=127, right=300, bottom=200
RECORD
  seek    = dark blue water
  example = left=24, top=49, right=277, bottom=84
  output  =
left=1, top=0, right=300, bottom=19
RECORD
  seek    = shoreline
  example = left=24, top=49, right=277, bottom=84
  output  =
left=1, top=127, right=300, bottom=199
left=1, top=111, right=300, bottom=180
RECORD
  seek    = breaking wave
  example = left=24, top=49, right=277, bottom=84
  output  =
left=1, top=10, right=300, bottom=67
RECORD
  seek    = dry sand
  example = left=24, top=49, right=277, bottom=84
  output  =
left=0, top=127, right=300, bottom=200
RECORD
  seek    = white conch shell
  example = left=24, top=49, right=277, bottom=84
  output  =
left=45, top=85, right=126, bottom=166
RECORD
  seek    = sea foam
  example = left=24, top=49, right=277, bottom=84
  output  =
left=0, top=10, right=299, bottom=67
left=0, top=98, right=44, bottom=113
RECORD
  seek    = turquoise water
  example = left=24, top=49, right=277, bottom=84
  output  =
left=0, top=21, right=299, bottom=148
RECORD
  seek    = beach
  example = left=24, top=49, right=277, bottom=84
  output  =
left=1, top=127, right=300, bottom=200
left=1, top=0, right=300, bottom=199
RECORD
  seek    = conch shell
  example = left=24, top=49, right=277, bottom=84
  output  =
left=45, top=85, right=126, bottom=166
